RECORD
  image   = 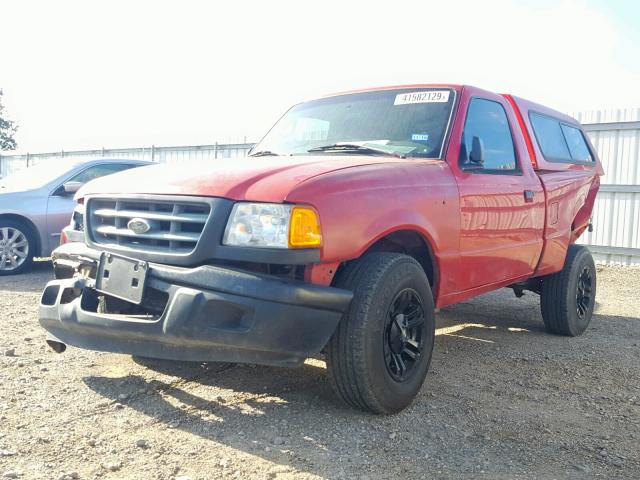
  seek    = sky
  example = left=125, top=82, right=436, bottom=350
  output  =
left=1, top=0, right=639, bottom=154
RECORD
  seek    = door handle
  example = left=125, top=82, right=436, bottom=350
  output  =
left=524, top=190, right=535, bottom=203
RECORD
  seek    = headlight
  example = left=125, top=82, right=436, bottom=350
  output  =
left=223, top=203, right=322, bottom=249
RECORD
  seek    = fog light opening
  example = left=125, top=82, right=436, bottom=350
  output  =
left=41, top=285, right=60, bottom=306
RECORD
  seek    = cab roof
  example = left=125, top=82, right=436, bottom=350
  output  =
left=323, top=83, right=577, bottom=125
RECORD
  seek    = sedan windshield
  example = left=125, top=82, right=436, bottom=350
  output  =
left=253, top=88, right=456, bottom=158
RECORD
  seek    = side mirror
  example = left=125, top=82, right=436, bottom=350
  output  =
left=63, top=181, right=84, bottom=194
left=469, top=136, right=485, bottom=165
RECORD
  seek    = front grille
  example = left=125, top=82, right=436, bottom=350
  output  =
left=87, top=197, right=211, bottom=255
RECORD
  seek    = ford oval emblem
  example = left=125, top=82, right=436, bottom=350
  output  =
left=127, top=218, right=151, bottom=235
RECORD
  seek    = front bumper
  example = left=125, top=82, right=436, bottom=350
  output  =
left=39, top=243, right=352, bottom=366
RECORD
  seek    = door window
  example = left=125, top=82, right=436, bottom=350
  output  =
left=459, top=98, right=518, bottom=172
left=70, top=163, right=138, bottom=183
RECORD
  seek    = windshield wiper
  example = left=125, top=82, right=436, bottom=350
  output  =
left=307, top=143, right=406, bottom=159
left=249, top=150, right=280, bottom=157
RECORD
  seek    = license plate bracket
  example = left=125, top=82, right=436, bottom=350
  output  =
left=95, top=252, right=148, bottom=304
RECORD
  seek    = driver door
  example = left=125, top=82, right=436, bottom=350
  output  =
left=448, top=89, right=545, bottom=292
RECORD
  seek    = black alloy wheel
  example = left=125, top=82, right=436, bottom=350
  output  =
left=575, top=266, right=593, bottom=320
left=541, top=244, right=597, bottom=336
left=326, top=252, right=435, bottom=414
left=384, top=288, right=425, bottom=382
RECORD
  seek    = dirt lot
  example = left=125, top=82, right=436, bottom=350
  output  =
left=1, top=262, right=639, bottom=480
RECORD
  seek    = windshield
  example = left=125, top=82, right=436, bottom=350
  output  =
left=253, top=88, right=456, bottom=158
left=0, top=159, right=83, bottom=190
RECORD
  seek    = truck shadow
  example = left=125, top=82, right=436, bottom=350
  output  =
left=82, top=288, right=631, bottom=477
left=84, top=361, right=359, bottom=476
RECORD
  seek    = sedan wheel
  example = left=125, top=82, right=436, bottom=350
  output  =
left=0, top=225, right=31, bottom=274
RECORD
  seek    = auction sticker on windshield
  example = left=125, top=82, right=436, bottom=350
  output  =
left=394, top=91, right=450, bottom=105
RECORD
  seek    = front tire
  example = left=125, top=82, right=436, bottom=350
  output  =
left=540, top=245, right=596, bottom=336
left=0, top=220, right=34, bottom=276
left=326, top=253, right=435, bottom=414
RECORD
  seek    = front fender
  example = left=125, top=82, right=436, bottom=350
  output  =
left=358, top=208, right=440, bottom=260
left=286, top=160, right=461, bottom=298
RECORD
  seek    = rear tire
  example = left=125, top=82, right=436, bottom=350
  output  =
left=0, top=219, right=34, bottom=276
left=540, top=245, right=596, bottom=336
left=326, top=253, right=435, bottom=414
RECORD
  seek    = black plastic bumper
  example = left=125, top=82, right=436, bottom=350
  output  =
left=39, top=243, right=352, bottom=366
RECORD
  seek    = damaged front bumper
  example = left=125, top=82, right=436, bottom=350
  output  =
left=39, top=243, right=352, bottom=366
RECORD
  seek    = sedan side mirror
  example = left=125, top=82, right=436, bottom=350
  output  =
left=63, top=181, right=84, bottom=194
left=469, top=136, right=485, bottom=165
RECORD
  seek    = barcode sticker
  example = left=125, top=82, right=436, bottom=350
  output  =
left=394, top=91, right=450, bottom=105
left=411, top=134, right=429, bottom=142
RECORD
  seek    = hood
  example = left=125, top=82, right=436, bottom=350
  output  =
left=77, top=155, right=408, bottom=202
left=0, top=185, right=32, bottom=197
left=0, top=182, right=36, bottom=195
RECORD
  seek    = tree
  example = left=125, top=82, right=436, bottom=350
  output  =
left=0, top=89, right=18, bottom=150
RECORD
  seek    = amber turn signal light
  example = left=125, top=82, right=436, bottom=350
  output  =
left=288, top=206, right=322, bottom=248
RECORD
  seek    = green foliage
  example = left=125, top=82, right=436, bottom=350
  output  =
left=0, top=89, right=18, bottom=151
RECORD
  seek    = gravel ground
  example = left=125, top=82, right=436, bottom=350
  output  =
left=1, top=261, right=639, bottom=479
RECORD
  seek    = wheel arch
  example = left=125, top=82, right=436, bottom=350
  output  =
left=335, top=227, right=439, bottom=297
left=0, top=213, right=42, bottom=257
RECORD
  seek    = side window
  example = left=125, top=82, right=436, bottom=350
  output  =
left=70, top=163, right=137, bottom=184
left=460, top=98, right=517, bottom=171
left=529, top=112, right=593, bottom=163
left=529, top=113, right=570, bottom=160
left=560, top=124, right=593, bottom=162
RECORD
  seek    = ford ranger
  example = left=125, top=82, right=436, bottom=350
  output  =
left=39, top=84, right=603, bottom=413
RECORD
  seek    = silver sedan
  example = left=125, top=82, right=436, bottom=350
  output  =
left=0, top=158, right=152, bottom=275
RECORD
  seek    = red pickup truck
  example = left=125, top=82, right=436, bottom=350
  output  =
left=40, top=84, right=603, bottom=413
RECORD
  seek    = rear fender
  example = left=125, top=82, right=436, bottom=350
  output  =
left=535, top=172, right=598, bottom=276
left=571, top=175, right=599, bottom=242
